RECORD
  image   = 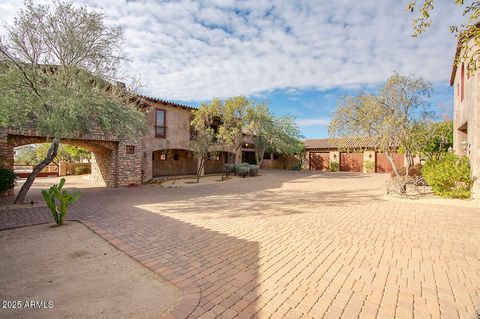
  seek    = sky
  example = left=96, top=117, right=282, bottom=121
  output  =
left=0, top=0, right=465, bottom=138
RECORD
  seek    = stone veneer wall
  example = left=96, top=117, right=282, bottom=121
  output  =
left=0, top=128, right=142, bottom=193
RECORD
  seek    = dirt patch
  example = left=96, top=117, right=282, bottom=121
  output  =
left=0, top=222, right=181, bottom=319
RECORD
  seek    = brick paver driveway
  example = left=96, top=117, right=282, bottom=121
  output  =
left=1, top=171, right=480, bottom=319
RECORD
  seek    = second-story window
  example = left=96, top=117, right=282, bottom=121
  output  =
left=155, top=109, right=166, bottom=138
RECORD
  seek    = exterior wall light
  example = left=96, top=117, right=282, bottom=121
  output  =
left=461, top=141, right=470, bottom=152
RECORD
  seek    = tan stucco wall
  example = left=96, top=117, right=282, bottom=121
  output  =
left=452, top=39, right=479, bottom=199
left=140, top=101, right=245, bottom=181
left=141, top=102, right=196, bottom=181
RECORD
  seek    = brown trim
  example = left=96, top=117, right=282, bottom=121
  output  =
left=155, top=108, right=166, bottom=138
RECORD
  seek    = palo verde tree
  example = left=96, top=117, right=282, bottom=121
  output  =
left=190, top=100, right=220, bottom=183
left=216, top=96, right=251, bottom=165
left=329, top=74, right=433, bottom=193
left=245, top=103, right=275, bottom=167
left=0, top=1, right=146, bottom=203
left=271, top=116, right=305, bottom=169
left=407, top=0, right=479, bottom=72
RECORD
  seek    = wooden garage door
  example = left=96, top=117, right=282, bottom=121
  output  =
left=375, top=153, right=404, bottom=173
left=309, top=152, right=329, bottom=171
left=340, top=152, right=363, bottom=172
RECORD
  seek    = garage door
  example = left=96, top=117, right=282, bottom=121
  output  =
left=375, top=153, right=404, bottom=173
left=340, top=152, right=363, bottom=172
left=309, top=152, right=329, bottom=171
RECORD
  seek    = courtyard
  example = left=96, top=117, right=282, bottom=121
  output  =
left=1, top=170, right=479, bottom=318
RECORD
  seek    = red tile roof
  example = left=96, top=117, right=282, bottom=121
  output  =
left=138, top=95, right=197, bottom=110
left=305, top=137, right=388, bottom=150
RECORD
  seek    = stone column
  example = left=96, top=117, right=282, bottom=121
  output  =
left=363, top=150, right=375, bottom=173
left=329, top=151, right=339, bottom=171
left=0, top=130, right=14, bottom=196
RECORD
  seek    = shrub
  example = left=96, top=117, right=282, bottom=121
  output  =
left=364, top=161, right=375, bottom=173
left=237, top=166, right=250, bottom=178
left=249, top=165, right=259, bottom=176
left=329, top=161, right=339, bottom=172
left=0, top=167, right=16, bottom=193
left=422, top=153, right=473, bottom=198
left=42, top=178, right=81, bottom=225
left=75, top=166, right=90, bottom=175
left=234, top=163, right=251, bottom=175
left=223, top=163, right=235, bottom=177
left=291, top=164, right=302, bottom=170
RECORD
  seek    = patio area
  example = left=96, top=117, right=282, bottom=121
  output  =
left=1, top=170, right=479, bottom=318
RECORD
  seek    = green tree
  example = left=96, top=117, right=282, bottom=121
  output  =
left=271, top=116, right=305, bottom=169
left=0, top=1, right=146, bottom=203
left=245, top=104, right=275, bottom=167
left=329, top=74, right=433, bottom=194
left=64, top=145, right=91, bottom=163
left=406, top=120, right=453, bottom=160
left=190, top=102, right=219, bottom=183
left=14, top=145, right=37, bottom=165
left=216, top=96, right=251, bottom=163
left=407, top=0, right=479, bottom=72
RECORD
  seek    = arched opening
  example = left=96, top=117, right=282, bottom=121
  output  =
left=204, top=151, right=235, bottom=174
left=15, top=143, right=92, bottom=178
left=152, top=149, right=197, bottom=177
left=8, top=135, right=117, bottom=188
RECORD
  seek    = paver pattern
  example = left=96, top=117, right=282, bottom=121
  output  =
left=1, top=171, right=480, bottom=319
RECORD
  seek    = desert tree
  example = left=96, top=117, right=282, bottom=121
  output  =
left=272, top=116, right=305, bottom=169
left=245, top=103, right=276, bottom=167
left=0, top=1, right=146, bottom=203
left=329, top=74, right=433, bottom=193
left=190, top=101, right=220, bottom=183
left=407, top=0, right=479, bottom=73
left=216, top=96, right=251, bottom=164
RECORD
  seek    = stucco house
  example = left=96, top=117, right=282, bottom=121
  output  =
left=451, top=29, right=479, bottom=199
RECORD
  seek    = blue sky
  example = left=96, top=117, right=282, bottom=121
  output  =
left=0, top=0, right=465, bottom=138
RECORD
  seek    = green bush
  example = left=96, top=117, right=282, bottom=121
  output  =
left=237, top=166, right=250, bottom=178
left=329, top=161, right=339, bottom=172
left=223, top=163, right=235, bottom=177
left=74, top=166, right=90, bottom=175
left=42, top=178, right=81, bottom=225
left=422, top=153, right=473, bottom=198
left=364, top=161, right=375, bottom=173
left=0, top=167, right=16, bottom=193
left=249, top=165, right=259, bottom=176
left=291, top=164, right=302, bottom=170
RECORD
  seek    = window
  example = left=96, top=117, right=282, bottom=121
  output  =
left=273, top=153, right=279, bottom=160
left=263, top=152, right=271, bottom=160
left=125, top=145, right=135, bottom=154
left=461, top=63, right=464, bottom=102
left=160, top=154, right=166, bottom=160
left=155, top=109, right=166, bottom=138
left=173, top=153, right=179, bottom=161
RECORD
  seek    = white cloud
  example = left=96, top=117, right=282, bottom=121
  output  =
left=296, top=118, right=330, bottom=127
left=0, top=0, right=465, bottom=101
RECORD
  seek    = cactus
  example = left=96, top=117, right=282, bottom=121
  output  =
left=42, top=178, right=80, bottom=225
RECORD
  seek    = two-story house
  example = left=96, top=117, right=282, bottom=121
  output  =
left=451, top=29, right=479, bottom=199
left=139, top=96, right=237, bottom=180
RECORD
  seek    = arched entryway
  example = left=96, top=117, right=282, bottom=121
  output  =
left=4, top=134, right=118, bottom=187
left=152, top=149, right=197, bottom=177
left=204, top=151, right=235, bottom=174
